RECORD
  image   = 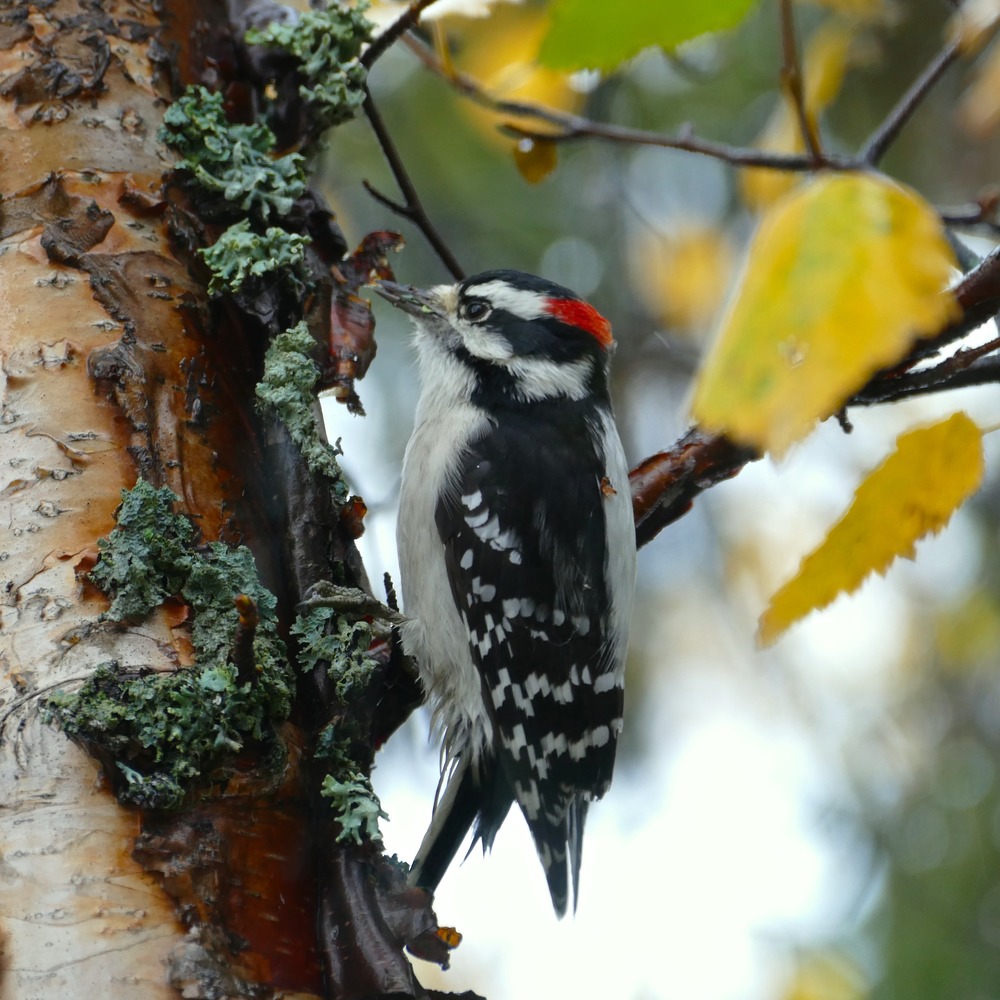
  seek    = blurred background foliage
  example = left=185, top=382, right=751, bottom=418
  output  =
left=314, top=0, right=1000, bottom=996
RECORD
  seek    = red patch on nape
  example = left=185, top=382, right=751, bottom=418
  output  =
left=545, top=297, right=614, bottom=349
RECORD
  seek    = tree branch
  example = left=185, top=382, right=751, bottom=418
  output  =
left=630, top=430, right=757, bottom=548
left=849, top=351, right=1000, bottom=409
left=860, top=34, right=962, bottom=165
left=779, top=0, right=824, bottom=163
left=362, top=0, right=439, bottom=69
left=362, top=89, right=466, bottom=281
left=402, top=34, right=854, bottom=172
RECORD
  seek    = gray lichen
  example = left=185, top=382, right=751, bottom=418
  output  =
left=48, top=481, right=292, bottom=809
left=256, top=321, right=349, bottom=502
left=159, top=86, right=306, bottom=220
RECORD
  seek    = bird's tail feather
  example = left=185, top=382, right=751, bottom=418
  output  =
left=409, top=755, right=513, bottom=893
left=528, top=797, right=589, bottom=917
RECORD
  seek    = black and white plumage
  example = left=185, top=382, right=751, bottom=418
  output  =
left=377, top=270, right=636, bottom=915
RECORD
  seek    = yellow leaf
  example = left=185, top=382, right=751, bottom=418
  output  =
left=447, top=5, right=584, bottom=144
left=691, top=172, right=960, bottom=454
left=513, top=137, right=558, bottom=183
left=758, top=413, right=984, bottom=646
left=741, top=23, right=854, bottom=210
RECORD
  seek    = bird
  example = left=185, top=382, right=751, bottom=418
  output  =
left=375, top=268, right=636, bottom=915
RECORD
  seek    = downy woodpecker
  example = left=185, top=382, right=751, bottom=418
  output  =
left=377, top=269, right=636, bottom=915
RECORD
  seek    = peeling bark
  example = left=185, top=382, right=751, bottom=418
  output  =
left=0, top=2, right=317, bottom=996
left=1, top=3, right=461, bottom=998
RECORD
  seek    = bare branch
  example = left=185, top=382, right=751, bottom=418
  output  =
left=362, top=89, right=466, bottom=280
left=402, top=34, right=855, bottom=172
left=779, top=0, right=824, bottom=163
left=362, top=0, right=439, bottom=69
left=861, top=34, right=962, bottom=165
left=849, top=353, right=1000, bottom=408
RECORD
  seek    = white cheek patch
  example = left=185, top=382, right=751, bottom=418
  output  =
left=462, top=322, right=513, bottom=361
left=462, top=280, right=548, bottom=320
left=505, top=355, right=593, bottom=402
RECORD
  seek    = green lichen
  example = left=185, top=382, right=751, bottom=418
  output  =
left=321, top=771, right=388, bottom=846
left=291, top=606, right=374, bottom=691
left=48, top=481, right=292, bottom=809
left=256, top=322, right=348, bottom=501
left=246, top=3, right=373, bottom=135
left=293, top=606, right=385, bottom=843
left=159, top=85, right=306, bottom=220
left=200, top=220, right=312, bottom=296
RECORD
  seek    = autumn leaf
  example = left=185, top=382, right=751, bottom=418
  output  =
left=690, top=172, right=960, bottom=455
left=758, top=413, right=985, bottom=646
left=538, top=0, right=759, bottom=71
left=513, top=137, right=558, bottom=183
left=450, top=4, right=583, bottom=143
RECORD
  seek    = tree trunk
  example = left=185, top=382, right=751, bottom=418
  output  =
left=0, top=3, right=438, bottom=997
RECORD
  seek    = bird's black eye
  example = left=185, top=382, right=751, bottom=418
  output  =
left=462, top=299, right=491, bottom=323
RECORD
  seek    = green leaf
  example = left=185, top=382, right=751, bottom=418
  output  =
left=538, top=0, right=761, bottom=71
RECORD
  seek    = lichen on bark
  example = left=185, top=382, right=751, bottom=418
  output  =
left=48, top=480, right=292, bottom=809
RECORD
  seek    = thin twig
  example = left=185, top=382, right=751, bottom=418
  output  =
left=850, top=354, right=1000, bottom=408
left=939, top=189, right=1000, bottom=232
left=860, top=35, right=962, bottom=165
left=779, top=0, right=823, bottom=162
left=940, top=206, right=1000, bottom=232
left=361, top=88, right=466, bottom=280
left=403, top=33, right=854, bottom=172
left=362, top=0, right=439, bottom=69
left=387, top=9, right=967, bottom=178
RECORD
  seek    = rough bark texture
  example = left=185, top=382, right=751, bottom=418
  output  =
left=0, top=2, right=459, bottom=997
left=0, top=2, right=319, bottom=996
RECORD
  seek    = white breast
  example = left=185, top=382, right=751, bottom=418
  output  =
left=595, top=407, right=637, bottom=682
left=397, top=337, right=494, bottom=762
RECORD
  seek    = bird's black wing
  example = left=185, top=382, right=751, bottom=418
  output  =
left=435, top=402, right=624, bottom=913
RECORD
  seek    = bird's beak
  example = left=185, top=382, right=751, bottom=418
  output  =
left=373, top=280, right=446, bottom=319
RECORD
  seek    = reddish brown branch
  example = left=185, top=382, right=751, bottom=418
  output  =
left=630, top=430, right=757, bottom=548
